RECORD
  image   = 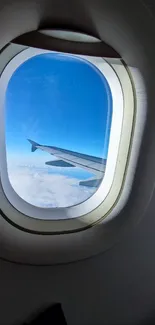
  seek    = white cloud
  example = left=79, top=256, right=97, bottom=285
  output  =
left=7, top=163, right=95, bottom=209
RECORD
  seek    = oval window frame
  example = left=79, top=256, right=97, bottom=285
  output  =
left=0, top=43, right=134, bottom=233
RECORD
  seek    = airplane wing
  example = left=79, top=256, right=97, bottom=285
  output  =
left=28, top=139, right=106, bottom=187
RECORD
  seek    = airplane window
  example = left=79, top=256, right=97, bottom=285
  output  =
left=5, top=52, right=112, bottom=208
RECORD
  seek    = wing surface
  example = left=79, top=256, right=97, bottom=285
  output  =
left=28, top=139, right=106, bottom=186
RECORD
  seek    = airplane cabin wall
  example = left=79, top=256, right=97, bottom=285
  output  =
left=1, top=0, right=155, bottom=324
left=1, top=203, right=155, bottom=325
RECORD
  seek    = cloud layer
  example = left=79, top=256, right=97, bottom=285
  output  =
left=7, top=163, right=95, bottom=209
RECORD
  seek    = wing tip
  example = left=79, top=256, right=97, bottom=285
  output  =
left=27, top=139, right=39, bottom=152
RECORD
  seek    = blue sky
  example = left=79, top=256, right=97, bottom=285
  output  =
left=5, top=52, right=112, bottom=164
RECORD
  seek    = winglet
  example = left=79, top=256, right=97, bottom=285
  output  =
left=27, top=139, right=40, bottom=152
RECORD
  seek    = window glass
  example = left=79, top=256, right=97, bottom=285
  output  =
left=5, top=52, right=112, bottom=208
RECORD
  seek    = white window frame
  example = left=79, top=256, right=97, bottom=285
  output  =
left=0, top=44, right=134, bottom=233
